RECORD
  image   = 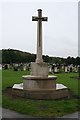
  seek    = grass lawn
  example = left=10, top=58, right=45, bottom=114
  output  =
left=2, top=69, right=80, bottom=117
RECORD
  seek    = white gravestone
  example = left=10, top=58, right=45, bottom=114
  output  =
left=54, top=67, right=58, bottom=73
left=65, top=66, right=68, bottom=73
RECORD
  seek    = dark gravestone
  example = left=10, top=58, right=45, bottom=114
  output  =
left=52, top=64, right=55, bottom=73
left=4, top=64, right=8, bottom=69
left=14, top=66, right=18, bottom=71
left=19, top=64, right=23, bottom=71
left=78, top=66, right=80, bottom=79
left=70, top=67, right=72, bottom=72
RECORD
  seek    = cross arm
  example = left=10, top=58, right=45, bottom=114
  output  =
left=42, top=17, right=48, bottom=21
left=32, top=16, right=48, bottom=21
left=32, top=16, right=38, bottom=21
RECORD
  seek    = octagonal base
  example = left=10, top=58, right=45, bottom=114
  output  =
left=22, top=75, right=57, bottom=90
left=12, top=83, right=69, bottom=99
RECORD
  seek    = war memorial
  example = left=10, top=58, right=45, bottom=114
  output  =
left=12, top=9, right=69, bottom=100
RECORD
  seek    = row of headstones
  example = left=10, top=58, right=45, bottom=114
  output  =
left=49, top=65, right=79, bottom=73
left=2, top=63, right=80, bottom=73
left=2, top=63, right=30, bottom=71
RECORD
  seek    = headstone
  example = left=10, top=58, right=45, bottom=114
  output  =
left=4, top=64, right=8, bottom=69
left=49, top=66, right=53, bottom=74
left=7, top=64, right=10, bottom=69
left=54, top=67, right=58, bottom=73
left=74, top=66, right=78, bottom=72
left=0, top=64, right=2, bottom=69
left=65, top=66, right=68, bottom=73
left=70, top=67, right=72, bottom=72
left=13, top=64, right=19, bottom=71
left=61, top=65, right=64, bottom=72
left=14, top=66, right=18, bottom=71
left=67, top=65, right=70, bottom=72
left=78, top=65, right=80, bottom=79
left=49, top=67, right=52, bottom=72
left=19, top=63, right=23, bottom=71
left=52, top=64, right=55, bottom=73
left=23, top=66, right=26, bottom=71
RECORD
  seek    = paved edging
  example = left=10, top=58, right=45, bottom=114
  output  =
left=1, top=107, right=79, bottom=119
left=61, top=111, right=79, bottom=118
left=2, top=108, right=33, bottom=118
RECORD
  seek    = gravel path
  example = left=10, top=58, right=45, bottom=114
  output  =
left=0, top=107, right=2, bottom=120
left=61, top=111, right=79, bottom=118
left=2, top=108, right=33, bottom=118
left=1, top=107, right=80, bottom=119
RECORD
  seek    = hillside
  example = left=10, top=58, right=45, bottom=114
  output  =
left=1, top=49, right=80, bottom=65
left=2, top=49, right=36, bottom=64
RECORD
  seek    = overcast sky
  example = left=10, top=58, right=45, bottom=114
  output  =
left=0, top=0, right=78, bottom=58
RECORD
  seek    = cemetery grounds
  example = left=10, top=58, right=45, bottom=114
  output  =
left=1, top=69, right=80, bottom=117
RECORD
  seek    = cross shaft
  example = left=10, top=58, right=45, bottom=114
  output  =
left=32, top=9, right=48, bottom=63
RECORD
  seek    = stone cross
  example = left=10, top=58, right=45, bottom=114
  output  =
left=32, top=9, right=48, bottom=63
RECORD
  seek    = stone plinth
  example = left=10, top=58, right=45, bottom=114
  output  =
left=31, top=62, right=49, bottom=77
left=22, top=75, right=57, bottom=90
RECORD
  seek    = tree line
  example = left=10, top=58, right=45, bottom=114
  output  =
left=1, top=49, right=80, bottom=65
